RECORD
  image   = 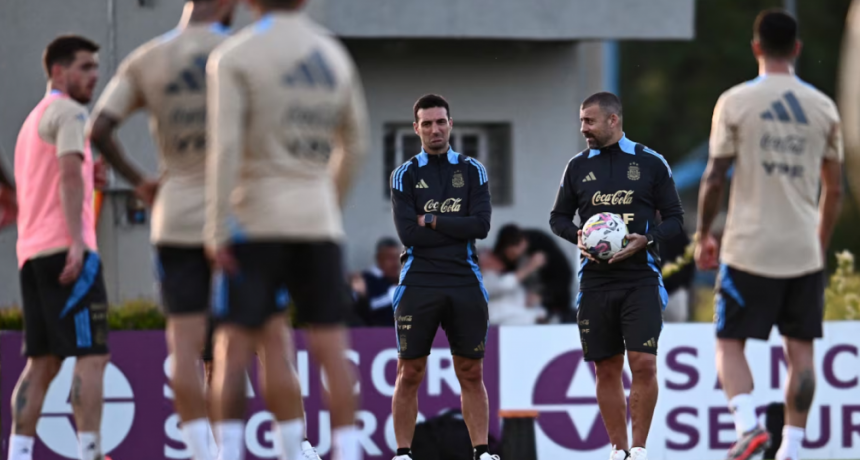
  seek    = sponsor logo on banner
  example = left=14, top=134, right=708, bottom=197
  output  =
left=500, top=324, right=860, bottom=460
left=38, top=359, right=135, bottom=459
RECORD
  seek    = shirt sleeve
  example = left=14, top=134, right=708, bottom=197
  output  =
left=329, top=68, right=370, bottom=207
left=824, top=101, right=844, bottom=162
left=434, top=159, right=492, bottom=240
left=49, top=100, right=88, bottom=157
left=648, top=160, right=684, bottom=243
left=390, top=165, right=462, bottom=248
left=204, top=49, right=246, bottom=249
left=91, top=57, right=144, bottom=122
left=709, top=92, right=737, bottom=158
left=549, top=159, right=580, bottom=245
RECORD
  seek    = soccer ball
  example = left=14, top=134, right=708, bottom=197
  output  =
left=581, top=212, right=629, bottom=260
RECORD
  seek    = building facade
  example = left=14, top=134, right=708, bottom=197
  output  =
left=0, top=0, right=694, bottom=305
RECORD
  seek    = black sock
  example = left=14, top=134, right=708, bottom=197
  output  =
left=474, top=444, right=489, bottom=459
left=396, top=447, right=412, bottom=457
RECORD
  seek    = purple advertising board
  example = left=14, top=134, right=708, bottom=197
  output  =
left=1, top=328, right=500, bottom=460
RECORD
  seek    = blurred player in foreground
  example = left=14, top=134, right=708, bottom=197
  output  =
left=204, top=0, right=369, bottom=459
left=89, top=1, right=322, bottom=458
left=9, top=35, right=109, bottom=460
left=550, top=92, right=684, bottom=460
left=695, top=9, right=844, bottom=460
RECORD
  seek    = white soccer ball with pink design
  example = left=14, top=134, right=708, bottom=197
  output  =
left=582, top=212, right=629, bottom=260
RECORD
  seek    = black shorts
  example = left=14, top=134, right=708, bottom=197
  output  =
left=715, top=264, right=824, bottom=340
left=20, top=251, right=110, bottom=357
left=393, top=285, right=489, bottom=360
left=155, top=245, right=212, bottom=315
left=212, top=241, right=350, bottom=328
left=576, top=285, right=666, bottom=362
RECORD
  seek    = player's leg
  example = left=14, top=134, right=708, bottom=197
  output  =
left=255, top=313, right=308, bottom=460
left=578, top=290, right=627, bottom=455
left=209, top=252, right=268, bottom=460
left=209, top=323, right=254, bottom=460
left=389, top=286, right=441, bottom=458
left=715, top=265, right=780, bottom=460
left=286, top=242, right=359, bottom=460
left=37, top=251, right=111, bottom=460
left=445, top=285, right=493, bottom=459
left=620, top=286, right=665, bottom=453
left=774, top=270, right=825, bottom=460
left=157, top=246, right=213, bottom=460
left=9, top=259, right=63, bottom=460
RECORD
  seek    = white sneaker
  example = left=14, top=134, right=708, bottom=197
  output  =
left=478, top=454, right=500, bottom=460
left=629, top=447, right=648, bottom=460
left=610, top=448, right=629, bottom=460
left=392, top=456, right=411, bottom=460
left=301, top=440, right=322, bottom=459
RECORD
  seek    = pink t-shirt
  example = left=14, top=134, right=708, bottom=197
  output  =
left=15, top=91, right=97, bottom=267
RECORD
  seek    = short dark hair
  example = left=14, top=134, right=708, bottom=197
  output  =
left=754, top=9, right=797, bottom=59
left=493, top=224, right=525, bottom=256
left=413, top=94, right=451, bottom=123
left=581, top=92, right=623, bottom=118
left=376, top=237, right=401, bottom=253
left=43, top=35, right=99, bottom=77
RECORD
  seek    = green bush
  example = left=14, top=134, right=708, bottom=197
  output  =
left=0, top=299, right=165, bottom=331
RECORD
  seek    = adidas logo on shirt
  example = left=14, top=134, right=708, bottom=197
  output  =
left=415, top=179, right=429, bottom=189
left=582, top=172, right=596, bottom=182
left=760, top=91, right=808, bottom=125
left=283, top=50, right=336, bottom=90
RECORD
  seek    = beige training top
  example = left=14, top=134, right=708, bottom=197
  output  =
left=91, top=23, right=230, bottom=245
left=205, top=12, right=369, bottom=248
left=710, top=74, right=843, bottom=277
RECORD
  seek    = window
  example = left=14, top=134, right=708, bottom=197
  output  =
left=383, top=123, right=512, bottom=205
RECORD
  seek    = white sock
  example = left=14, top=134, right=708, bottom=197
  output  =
left=8, top=435, right=34, bottom=460
left=77, top=432, right=100, bottom=460
left=331, top=425, right=362, bottom=460
left=215, top=421, right=245, bottom=460
left=274, top=418, right=304, bottom=460
left=208, top=424, right=218, bottom=459
left=729, top=394, right=758, bottom=438
left=776, top=425, right=805, bottom=460
left=182, top=418, right=214, bottom=460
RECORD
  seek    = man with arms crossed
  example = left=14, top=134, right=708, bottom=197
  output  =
left=550, top=92, right=684, bottom=460
left=8, top=36, right=109, bottom=460
left=389, top=94, right=497, bottom=460
left=695, top=9, right=843, bottom=460
left=205, top=0, right=369, bottom=459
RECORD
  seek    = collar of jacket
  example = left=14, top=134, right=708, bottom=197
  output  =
left=587, top=133, right=637, bottom=158
left=418, top=147, right=460, bottom=166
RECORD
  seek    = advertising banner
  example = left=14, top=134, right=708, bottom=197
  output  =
left=1, top=328, right=500, bottom=460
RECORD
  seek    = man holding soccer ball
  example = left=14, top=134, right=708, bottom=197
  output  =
left=550, top=92, right=684, bottom=460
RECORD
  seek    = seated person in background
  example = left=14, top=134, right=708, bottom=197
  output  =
left=480, top=225, right=547, bottom=325
left=660, top=229, right=695, bottom=322
left=523, top=228, right=576, bottom=323
left=351, top=237, right=402, bottom=327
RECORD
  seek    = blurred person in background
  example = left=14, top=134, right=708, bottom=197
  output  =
left=480, top=224, right=547, bottom=325
left=522, top=228, right=575, bottom=323
left=351, top=237, right=402, bottom=327
left=0, top=151, right=17, bottom=229
left=657, top=213, right=695, bottom=323
left=695, top=9, right=843, bottom=460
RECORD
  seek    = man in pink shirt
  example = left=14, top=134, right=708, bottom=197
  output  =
left=8, top=35, right=109, bottom=460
